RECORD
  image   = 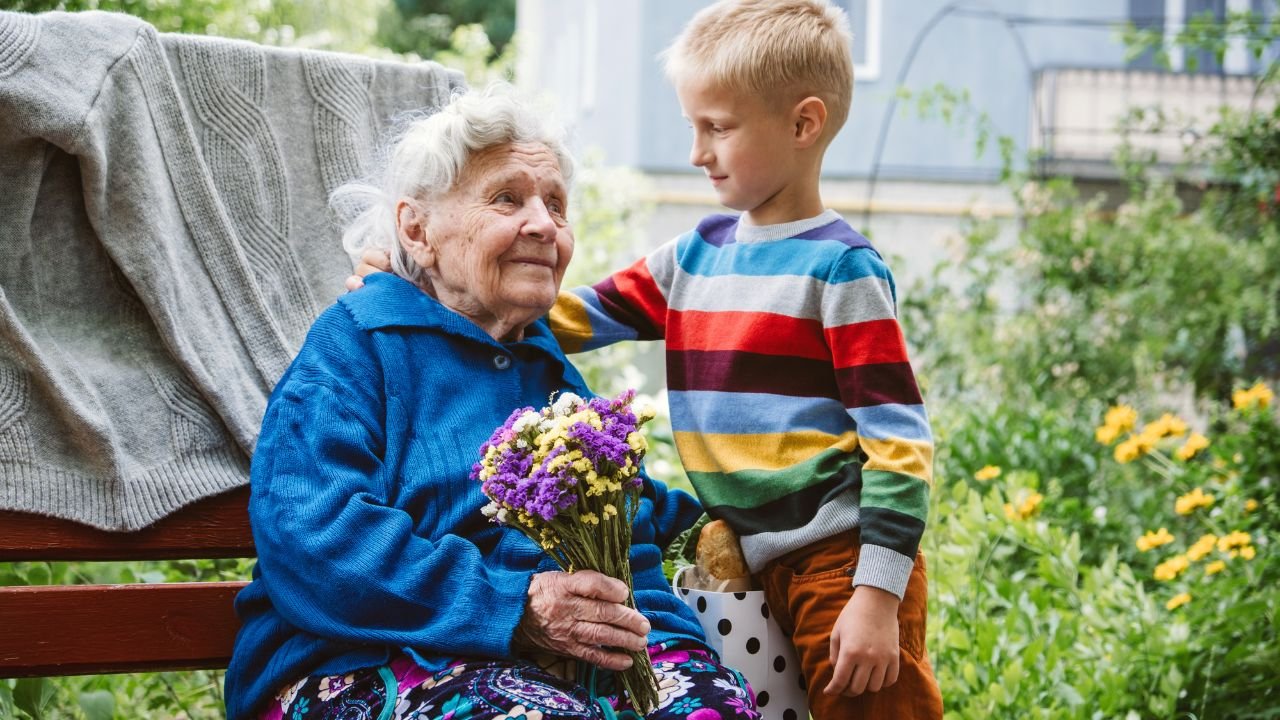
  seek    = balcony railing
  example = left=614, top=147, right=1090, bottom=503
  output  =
left=1033, top=67, right=1275, bottom=177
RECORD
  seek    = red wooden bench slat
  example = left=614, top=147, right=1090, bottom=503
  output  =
left=0, top=487, right=253, bottom=561
left=0, top=582, right=247, bottom=678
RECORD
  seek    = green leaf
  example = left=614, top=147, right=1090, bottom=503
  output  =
left=13, top=678, right=54, bottom=719
left=78, top=690, right=115, bottom=720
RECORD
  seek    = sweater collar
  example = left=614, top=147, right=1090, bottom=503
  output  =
left=338, top=272, right=561, bottom=353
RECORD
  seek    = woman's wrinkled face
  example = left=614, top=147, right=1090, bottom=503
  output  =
left=403, top=143, right=574, bottom=341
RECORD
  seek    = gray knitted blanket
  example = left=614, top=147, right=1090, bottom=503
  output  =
left=0, top=10, right=465, bottom=530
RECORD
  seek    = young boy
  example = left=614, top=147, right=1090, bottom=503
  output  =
left=351, top=2, right=941, bottom=716
left=549, top=2, right=942, bottom=717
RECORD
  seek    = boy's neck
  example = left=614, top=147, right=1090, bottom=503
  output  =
left=741, top=160, right=825, bottom=227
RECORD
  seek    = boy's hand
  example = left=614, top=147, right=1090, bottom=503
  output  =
left=825, top=584, right=901, bottom=697
left=344, top=248, right=393, bottom=291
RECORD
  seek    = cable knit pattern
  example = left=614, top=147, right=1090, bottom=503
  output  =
left=177, top=38, right=317, bottom=347
left=0, top=359, right=31, bottom=461
left=0, top=11, right=38, bottom=77
left=304, top=53, right=378, bottom=199
left=0, top=10, right=465, bottom=530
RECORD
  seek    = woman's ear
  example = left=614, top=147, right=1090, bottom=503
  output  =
left=396, top=199, right=434, bottom=269
left=792, top=96, right=828, bottom=149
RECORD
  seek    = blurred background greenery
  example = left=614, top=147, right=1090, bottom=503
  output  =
left=1, top=1, right=1278, bottom=718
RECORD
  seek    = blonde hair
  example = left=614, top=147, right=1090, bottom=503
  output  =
left=331, top=84, right=574, bottom=286
left=662, top=0, right=854, bottom=141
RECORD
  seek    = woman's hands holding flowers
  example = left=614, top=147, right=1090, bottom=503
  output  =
left=516, top=570, right=651, bottom=670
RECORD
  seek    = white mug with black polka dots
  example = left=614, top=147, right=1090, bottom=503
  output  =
left=672, top=568, right=809, bottom=720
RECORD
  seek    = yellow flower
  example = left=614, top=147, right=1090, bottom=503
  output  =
left=1174, top=433, right=1210, bottom=461
left=602, top=504, right=618, bottom=518
left=1245, top=499, right=1259, bottom=513
left=1217, top=531, right=1252, bottom=552
left=1233, top=382, right=1274, bottom=410
left=1241, top=545, right=1257, bottom=560
left=1136, top=528, right=1175, bottom=552
left=1114, top=438, right=1142, bottom=464
left=1186, top=533, right=1218, bottom=562
left=1159, top=413, right=1188, bottom=437
left=1154, top=554, right=1190, bottom=581
left=1205, top=560, right=1226, bottom=575
left=1165, top=592, right=1191, bottom=610
left=1104, top=405, right=1139, bottom=433
left=581, top=512, right=600, bottom=526
left=1174, top=487, right=1214, bottom=515
left=1095, top=423, right=1121, bottom=445
left=1003, top=491, right=1044, bottom=521
left=974, top=465, right=1002, bottom=481
left=1020, top=492, right=1043, bottom=517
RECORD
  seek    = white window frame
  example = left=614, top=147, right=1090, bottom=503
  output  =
left=852, top=0, right=882, bottom=82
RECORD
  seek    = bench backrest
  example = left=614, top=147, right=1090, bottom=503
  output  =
left=0, top=487, right=253, bottom=677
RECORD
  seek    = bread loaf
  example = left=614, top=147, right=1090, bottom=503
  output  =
left=696, top=520, right=750, bottom=580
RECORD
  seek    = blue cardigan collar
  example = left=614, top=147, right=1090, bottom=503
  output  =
left=339, top=272, right=563, bottom=356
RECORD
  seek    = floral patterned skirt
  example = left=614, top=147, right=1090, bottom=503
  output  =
left=260, top=640, right=759, bottom=720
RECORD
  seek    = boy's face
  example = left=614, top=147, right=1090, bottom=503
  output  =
left=676, top=77, right=804, bottom=225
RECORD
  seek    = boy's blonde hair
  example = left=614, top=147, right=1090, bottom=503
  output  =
left=662, top=0, right=855, bottom=142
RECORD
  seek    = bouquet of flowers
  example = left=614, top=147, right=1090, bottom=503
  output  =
left=470, top=390, right=661, bottom=714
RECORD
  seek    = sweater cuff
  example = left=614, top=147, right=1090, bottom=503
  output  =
left=852, top=544, right=914, bottom=600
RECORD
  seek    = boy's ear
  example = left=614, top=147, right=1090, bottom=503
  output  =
left=792, top=96, right=828, bottom=149
left=396, top=199, right=435, bottom=269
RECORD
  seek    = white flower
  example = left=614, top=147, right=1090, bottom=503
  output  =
left=551, top=392, right=583, bottom=417
left=481, top=502, right=500, bottom=518
left=512, top=410, right=541, bottom=434
left=712, top=676, right=747, bottom=699
left=654, top=669, right=694, bottom=709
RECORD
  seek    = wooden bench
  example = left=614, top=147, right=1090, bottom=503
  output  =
left=0, top=487, right=253, bottom=677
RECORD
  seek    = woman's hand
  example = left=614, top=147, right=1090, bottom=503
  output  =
left=516, top=571, right=651, bottom=671
left=344, top=248, right=393, bottom=291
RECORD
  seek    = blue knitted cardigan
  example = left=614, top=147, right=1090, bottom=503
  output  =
left=224, top=273, right=707, bottom=720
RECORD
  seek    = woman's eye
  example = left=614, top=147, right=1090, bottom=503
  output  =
left=494, top=191, right=517, bottom=204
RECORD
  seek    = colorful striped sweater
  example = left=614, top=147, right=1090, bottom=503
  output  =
left=550, top=210, right=933, bottom=598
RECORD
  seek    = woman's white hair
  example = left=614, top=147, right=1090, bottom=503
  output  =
left=331, top=84, right=574, bottom=286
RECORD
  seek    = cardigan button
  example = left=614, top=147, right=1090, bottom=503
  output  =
left=493, top=354, right=511, bottom=370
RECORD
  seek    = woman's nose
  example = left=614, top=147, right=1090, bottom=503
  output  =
left=522, top=199, right=557, bottom=241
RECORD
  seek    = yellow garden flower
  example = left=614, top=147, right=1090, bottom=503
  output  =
left=1233, top=382, right=1274, bottom=410
left=1217, top=531, right=1252, bottom=553
left=1154, top=554, right=1190, bottom=581
left=1165, top=592, right=1191, bottom=610
left=974, top=465, right=1002, bottom=481
left=1104, top=405, right=1139, bottom=433
left=1095, top=423, right=1121, bottom=445
left=1136, top=528, right=1175, bottom=552
left=1244, top=499, right=1259, bottom=513
left=1240, top=545, right=1257, bottom=560
left=1174, top=433, right=1210, bottom=461
left=1186, top=533, right=1218, bottom=562
left=1003, top=491, right=1043, bottom=520
left=1142, top=413, right=1188, bottom=440
left=1174, top=487, right=1214, bottom=515
left=1205, top=560, right=1226, bottom=575
left=1114, top=438, right=1143, bottom=464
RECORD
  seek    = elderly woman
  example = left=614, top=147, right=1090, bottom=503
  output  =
left=224, top=88, right=758, bottom=720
